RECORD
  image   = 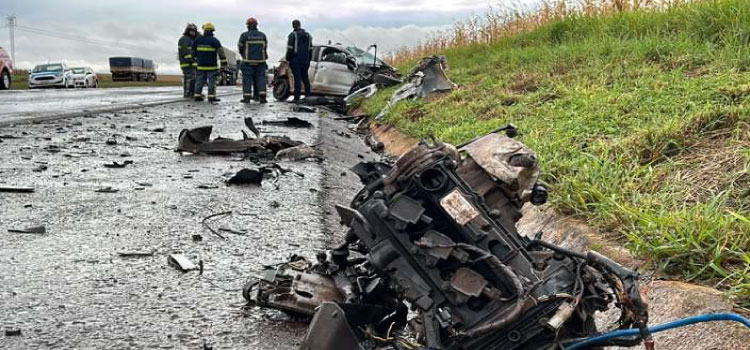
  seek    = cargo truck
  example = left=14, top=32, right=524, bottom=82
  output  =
left=109, top=57, right=157, bottom=82
left=217, top=47, right=239, bottom=86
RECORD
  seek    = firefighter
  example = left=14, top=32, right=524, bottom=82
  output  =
left=193, top=22, right=227, bottom=102
left=238, top=17, right=268, bottom=104
left=178, top=23, right=198, bottom=98
left=286, top=19, right=312, bottom=103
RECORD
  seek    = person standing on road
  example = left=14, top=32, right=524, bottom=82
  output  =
left=286, top=19, right=312, bottom=103
left=193, top=22, right=227, bottom=102
left=178, top=23, right=199, bottom=98
left=238, top=17, right=268, bottom=104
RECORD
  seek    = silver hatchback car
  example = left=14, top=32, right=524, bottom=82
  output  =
left=29, top=63, right=74, bottom=89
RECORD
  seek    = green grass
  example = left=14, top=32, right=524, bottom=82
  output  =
left=364, top=0, right=750, bottom=301
left=10, top=74, right=180, bottom=90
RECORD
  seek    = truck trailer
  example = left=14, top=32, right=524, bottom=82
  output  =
left=109, top=57, right=157, bottom=82
left=217, top=48, right=239, bottom=86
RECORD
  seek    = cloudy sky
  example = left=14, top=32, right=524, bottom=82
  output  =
left=0, top=0, right=536, bottom=75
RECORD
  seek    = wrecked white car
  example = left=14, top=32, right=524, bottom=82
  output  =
left=272, top=44, right=401, bottom=101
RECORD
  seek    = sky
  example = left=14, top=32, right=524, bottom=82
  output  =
left=0, top=0, right=535, bottom=75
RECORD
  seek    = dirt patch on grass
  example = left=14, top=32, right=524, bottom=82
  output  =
left=665, top=128, right=750, bottom=205
left=509, top=72, right=542, bottom=94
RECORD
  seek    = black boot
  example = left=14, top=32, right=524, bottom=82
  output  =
left=208, top=96, right=221, bottom=102
left=259, top=95, right=267, bottom=104
left=194, top=95, right=204, bottom=102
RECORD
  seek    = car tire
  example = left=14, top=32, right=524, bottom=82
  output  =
left=0, top=70, right=10, bottom=90
left=94, top=79, right=99, bottom=88
left=273, top=78, right=291, bottom=101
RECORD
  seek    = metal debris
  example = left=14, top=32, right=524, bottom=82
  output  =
left=263, top=117, right=313, bottom=128
left=4, top=328, right=22, bottom=337
left=246, top=129, right=650, bottom=350
left=202, top=211, right=233, bottom=240
left=167, top=253, right=198, bottom=272
left=95, top=187, right=119, bottom=193
left=8, top=225, right=46, bottom=234
left=376, top=55, right=457, bottom=119
left=244, top=117, right=260, bottom=138
left=176, top=125, right=303, bottom=156
left=275, top=145, right=321, bottom=161
left=103, top=160, right=134, bottom=169
left=226, top=169, right=263, bottom=186
left=0, top=186, right=35, bottom=193
left=117, top=250, right=156, bottom=258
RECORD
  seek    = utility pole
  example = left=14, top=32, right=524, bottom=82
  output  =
left=7, top=15, right=16, bottom=68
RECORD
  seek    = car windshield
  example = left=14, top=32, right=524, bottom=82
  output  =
left=33, top=64, right=63, bottom=73
left=71, top=68, right=86, bottom=74
left=346, top=46, right=386, bottom=66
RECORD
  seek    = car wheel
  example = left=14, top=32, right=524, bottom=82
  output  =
left=94, top=79, right=99, bottom=88
left=273, top=78, right=291, bottom=101
left=0, top=70, right=10, bottom=90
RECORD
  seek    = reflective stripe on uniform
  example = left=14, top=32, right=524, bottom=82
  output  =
left=180, top=63, right=191, bottom=68
left=184, top=54, right=193, bottom=58
left=243, top=59, right=265, bottom=63
left=197, top=46, right=216, bottom=52
left=197, top=66, right=219, bottom=70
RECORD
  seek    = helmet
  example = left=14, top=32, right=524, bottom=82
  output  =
left=184, top=23, right=197, bottom=35
left=246, top=17, right=258, bottom=27
left=202, top=22, right=215, bottom=31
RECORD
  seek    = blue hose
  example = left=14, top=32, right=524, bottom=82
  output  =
left=564, top=313, right=750, bottom=350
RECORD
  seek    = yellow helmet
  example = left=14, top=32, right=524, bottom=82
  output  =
left=202, top=22, right=215, bottom=31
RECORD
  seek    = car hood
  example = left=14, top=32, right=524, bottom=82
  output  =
left=31, top=71, right=63, bottom=77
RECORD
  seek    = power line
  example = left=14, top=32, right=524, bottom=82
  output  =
left=15, top=24, right=146, bottom=50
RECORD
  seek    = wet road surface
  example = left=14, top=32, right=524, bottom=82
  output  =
left=0, top=86, right=242, bottom=126
left=0, top=94, right=378, bottom=349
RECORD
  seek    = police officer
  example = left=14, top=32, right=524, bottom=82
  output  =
left=193, top=22, right=227, bottom=102
left=238, top=17, right=268, bottom=104
left=286, top=19, right=312, bottom=103
left=178, top=23, right=198, bottom=98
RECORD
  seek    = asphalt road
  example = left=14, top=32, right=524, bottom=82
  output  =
left=0, top=89, right=378, bottom=349
left=0, top=86, right=242, bottom=126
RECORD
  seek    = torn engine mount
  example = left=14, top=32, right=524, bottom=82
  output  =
left=245, top=129, right=650, bottom=350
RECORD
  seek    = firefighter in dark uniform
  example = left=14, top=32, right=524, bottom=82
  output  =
left=193, top=22, right=227, bottom=102
left=286, top=19, right=313, bottom=103
left=238, top=17, right=268, bottom=104
left=178, top=23, right=198, bottom=98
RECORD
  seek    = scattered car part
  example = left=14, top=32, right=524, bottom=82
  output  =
left=4, top=328, right=22, bottom=337
left=8, top=225, right=46, bottom=234
left=376, top=55, right=457, bottom=119
left=344, top=84, right=378, bottom=105
left=264, top=117, right=313, bottom=128
left=117, top=250, right=156, bottom=258
left=276, top=145, right=321, bottom=161
left=95, top=187, right=119, bottom=193
left=244, top=117, right=261, bottom=138
left=226, top=169, right=263, bottom=186
left=103, top=160, right=133, bottom=169
left=168, top=253, right=198, bottom=272
left=176, top=126, right=303, bottom=156
left=246, top=128, right=650, bottom=350
left=0, top=186, right=35, bottom=193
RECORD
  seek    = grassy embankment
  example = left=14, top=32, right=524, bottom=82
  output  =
left=9, top=73, right=181, bottom=90
left=364, top=0, right=750, bottom=302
